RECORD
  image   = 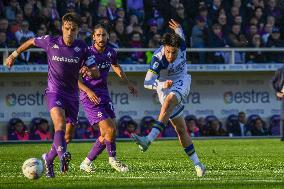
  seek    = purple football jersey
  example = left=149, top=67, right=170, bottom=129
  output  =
left=34, top=35, right=91, bottom=100
left=80, top=45, right=118, bottom=104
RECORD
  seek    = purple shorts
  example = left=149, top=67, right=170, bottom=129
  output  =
left=81, top=97, right=116, bottom=125
left=46, top=92, right=79, bottom=125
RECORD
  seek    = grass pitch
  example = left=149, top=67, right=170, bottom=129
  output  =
left=0, top=139, right=284, bottom=189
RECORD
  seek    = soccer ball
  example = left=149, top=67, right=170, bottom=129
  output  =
left=22, top=158, right=44, bottom=179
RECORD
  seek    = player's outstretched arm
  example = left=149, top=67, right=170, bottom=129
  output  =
left=169, top=19, right=185, bottom=40
left=111, top=64, right=138, bottom=96
left=5, top=38, right=35, bottom=68
left=78, top=80, right=100, bottom=104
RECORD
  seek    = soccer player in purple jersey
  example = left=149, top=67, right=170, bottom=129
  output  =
left=6, top=13, right=98, bottom=178
left=77, top=24, right=138, bottom=172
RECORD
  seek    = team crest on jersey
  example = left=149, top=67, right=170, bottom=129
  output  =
left=55, top=100, right=62, bottom=106
left=107, top=52, right=112, bottom=58
left=152, top=62, right=159, bottom=69
left=74, top=46, right=81, bottom=52
left=52, top=44, right=59, bottom=49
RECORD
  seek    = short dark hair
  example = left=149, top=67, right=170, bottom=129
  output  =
left=92, top=23, right=109, bottom=33
left=62, top=12, right=81, bottom=26
left=161, top=33, right=182, bottom=48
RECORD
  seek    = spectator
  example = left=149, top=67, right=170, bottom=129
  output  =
left=145, top=33, right=161, bottom=64
left=23, top=3, right=37, bottom=31
left=96, top=4, right=108, bottom=21
left=127, top=0, right=144, bottom=21
left=226, top=112, right=251, bottom=136
left=197, top=117, right=207, bottom=136
left=269, top=115, right=280, bottom=136
left=114, top=18, right=127, bottom=47
left=75, top=117, right=97, bottom=139
left=185, top=115, right=200, bottom=137
left=30, top=118, right=52, bottom=140
left=227, top=23, right=248, bottom=64
left=78, top=23, right=92, bottom=45
left=7, top=118, right=30, bottom=141
left=261, top=23, right=273, bottom=45
left=145, top=18, right=159, bottom=42
left=0, top=32, right=7, bottom=62
left=0, top=18, right=17, bottom=47
left=132, top=23, right=143, bottom=35
left=266, top=27, right=284, bottom=63
left=266, top=15, right=276, bottom=28
left=208, top=23, right=230, bottom=64
left=253, top=6, right=265, bottom=24
left=106, top=0, right=118, bottom=21
left=228, top=6, right=240, bottom=26
left=246, top=24, right=259, bottom=44
left=217, top=13, right=229, bottom=35
left=173, top=3, right=191, bottom=39
left=120, top=120, right=138, bottom=138
left=208, top=0, right=223, bottom=19
left=15, top=20, right=35, bottom=44
left=108, top=30, right=119, bottom=49
left=140, top=116, right=154, bottom=136
left=265, top=0, right=283, bottom=24
left=5, top=0, right=22, bottom=22
left=128, top=32, right=144, bottom=63
left=0, top=31, right=7, bottom=47
left=10, top=12, right=24, bottom=34
left=198, top=6, right=210, bottom=29
left=191, top=16, right=208, bottom=64
left=246, top=34, right=266, bottom=63
left=207, top=117, right=227, bottom=136
left=251, top=117, right=269, bottom=136
left=126, top=14, right=139, bottom=34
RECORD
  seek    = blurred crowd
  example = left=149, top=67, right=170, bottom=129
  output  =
left=4, top=112, right=280, bottom=141
left=1, top=0, right=284, bottom=64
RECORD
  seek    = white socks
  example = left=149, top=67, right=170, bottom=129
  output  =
left=146, top=128, right=161, bottom=142
left=190, top=152, right=200, bottom=165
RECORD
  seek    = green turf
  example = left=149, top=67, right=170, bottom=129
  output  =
left=0, top=139, right=284, bottom=189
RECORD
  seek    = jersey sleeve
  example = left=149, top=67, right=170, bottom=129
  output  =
left=175, top=27, right=186, bottom=52
left=34, top=35, right=51, bottom=51
left=149, top=56, right=163, bottom=76
left=144, top=70, right=158, bottom=90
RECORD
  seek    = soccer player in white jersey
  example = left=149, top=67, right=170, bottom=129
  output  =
left=132, top=19, right=206, bottom=177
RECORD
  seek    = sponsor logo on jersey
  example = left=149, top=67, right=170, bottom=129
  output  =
left=52, top=55, right=80, bottom=63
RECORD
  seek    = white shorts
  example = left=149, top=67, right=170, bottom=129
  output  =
left=156, top=75, right=191, bottom=119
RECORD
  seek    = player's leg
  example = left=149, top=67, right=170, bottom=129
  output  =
left=101, top=118, right=129, bottom=172
left=42, top=107, right=69, bottom=177
left=132, top=93, right=180, bottom=152
left=65, top=123, right=75, bottom=144
left=80, top=101, right=108, bottom=172
left=170, top=116, right=206, bottom=177
left=80, top=126, right=106, bottom=173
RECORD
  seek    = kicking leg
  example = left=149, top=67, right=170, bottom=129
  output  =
left=132, top=93, right=179, bottom=152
